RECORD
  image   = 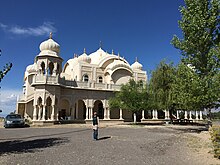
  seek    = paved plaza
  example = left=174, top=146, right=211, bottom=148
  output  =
left=0, top=124, right=219, bottom=165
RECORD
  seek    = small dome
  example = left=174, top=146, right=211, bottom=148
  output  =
left=38, top=33, right=60, bottom=57
left=131, top=61, right=143, bottom=70
left=26, top=64, right=36, bottom=73
left=40, top=39, right=60, bottom=53
left=78, top=49, right=91, bottom=63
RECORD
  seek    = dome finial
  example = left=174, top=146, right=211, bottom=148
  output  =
left=84, top=48, right=86, bottom=54
left=99, top=41, right=102, bottom=48
left=112, top=49, right=114, bottom=55
left=118, top=52, right=120, bottom=59
left=135, top=57, right=138, bottom=62
left=49, top=32, right=52, bottom=39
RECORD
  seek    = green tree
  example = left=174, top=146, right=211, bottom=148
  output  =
left=109, top=79, right=149, bottom=123
left=0, top=50, right=12, bottom=82
left=149, top=61, right=176, bottom=120
left=172, top=62, right=202, bottom=111
left=171, top=0, right=220, bottom=119
left=171, top=0, right=219, bottom=76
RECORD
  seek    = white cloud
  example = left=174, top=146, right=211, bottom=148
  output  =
left=0, top=89, right=22, bottom=116
left=0, top=22, right=57, bottom=37
left=0, top=23, right=8, bottom=29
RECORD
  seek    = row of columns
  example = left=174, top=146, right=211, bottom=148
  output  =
left=33, top=105, right=58, bottom=121
left=141, top=110, right=203, bottom=120
left=33, top=106, right=204, bottom=121
left=85, top=107, right=123, bottom=120
left=33, top=105, right=125, bottom=121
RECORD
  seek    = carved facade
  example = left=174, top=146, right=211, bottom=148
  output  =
left=16, top=34, right=147, bottom=124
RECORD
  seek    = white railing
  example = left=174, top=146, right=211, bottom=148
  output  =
left=32, top=75, right=121, bottom=91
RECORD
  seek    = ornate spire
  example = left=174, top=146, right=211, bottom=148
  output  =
left=84, top=48, right=86, bottom=54
left=112, top=49, right=114, bottom=55
left=135, top=57, right=138, bottom=62
left=49, top=32, right=52, bottom=39
left=99, top=41, right=102, bottom=48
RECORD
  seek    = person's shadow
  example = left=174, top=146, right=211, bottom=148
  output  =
left=97, top=136, right=111, bottom=141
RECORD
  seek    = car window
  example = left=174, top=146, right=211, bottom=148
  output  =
left=6, top=115, right=22, bottom=119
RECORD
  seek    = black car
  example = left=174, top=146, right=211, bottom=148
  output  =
left=4, top=114, right=25, bottom=128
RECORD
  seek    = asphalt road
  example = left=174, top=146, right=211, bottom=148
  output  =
left=0, top=124, right=217, bottom=165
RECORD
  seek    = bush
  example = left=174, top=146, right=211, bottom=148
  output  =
left=210, top=126, right=220, bottom=159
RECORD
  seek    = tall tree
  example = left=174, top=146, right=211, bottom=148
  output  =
left=172, top=62, right=203, bottom=111
left=171, top=0, right=220, bottom=118
left=171, top=0, right=220, bottom=76
left=149, top=61, right=176, bottom=119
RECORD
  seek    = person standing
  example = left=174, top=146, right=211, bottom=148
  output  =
left=92, top=112, right=99, bottom=140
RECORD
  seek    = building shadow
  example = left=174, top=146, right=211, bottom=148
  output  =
left=0, top=137, right=69, bottom=156
left=97, top=136, right=111, bottom=141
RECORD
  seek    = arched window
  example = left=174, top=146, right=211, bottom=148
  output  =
left=98, top=76, right=103, bottom=83
left=83, top=74, right=89, bottom=82
left=41, top=62, right=45, bottom=75
left=56, top=64, right=60, bottom=74
left=46, top=97, right=52, bottom=106
left=37, top=97, right=42, bottom=106
left=49, top=62, right=54, bottom=75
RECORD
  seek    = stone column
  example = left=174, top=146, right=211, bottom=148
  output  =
left=33, top=105, right=37, bottom=121
left=152, top=110, right=158, bottom=119
left=107, top=107, right=110, bottom=119
left=151, top=110, right=155, bottom=119
left=184, top=111, right=188, bottom=119
left=71, top=105, right=75, bottom=120
left=133, top=113, right=137, bottom=123
left=152, top=110, right=155, bottom=119
left=119, top=108, right=123, bottom=120
left=86, top=107, right=89, bottom=120
left=176, top=110, right=179, bottom=119
left=56, top=106, right=59, bottom=121
left=38, top=105, right=42, bottom=120
left=199, top=111, right=203, bottom=120
left=142, top=110, right=145, bottom=120
left=51, top=105, right=55, bottom=121
left=76, top=102, right=79, bottom=119
left=155, top=110, right=158, bottom=119
left=89, top=108, right=93, bottom=119
left=42, top=105, right=46, bottom=121
left=195, top=111, right=199, bottom=120
left=189, top=111, right=192, bottom=120
left=165, top=110, right=169, bottom=119
left=104, top=107, right=107, bottom=119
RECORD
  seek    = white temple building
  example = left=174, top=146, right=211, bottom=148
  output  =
left=16, top=34, right=147, bottom=125
left=16, top=34, right=203, bottom=125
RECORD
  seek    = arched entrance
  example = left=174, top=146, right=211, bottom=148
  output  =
left=37, top=97, right=43, bottom=120
left=59, top=99, right=70, bottom=120
left=46, top=97, right=52, bottom=120
left=93, top=100, right=104, bottom=119
left=77, top=100, right=86, bottom=120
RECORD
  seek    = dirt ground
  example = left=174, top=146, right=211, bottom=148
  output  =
left=0, top=122, right=220, bottom=165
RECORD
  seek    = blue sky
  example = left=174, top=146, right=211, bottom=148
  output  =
left=0, top=0, right=185, bottom=116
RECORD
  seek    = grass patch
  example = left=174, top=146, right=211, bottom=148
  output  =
left=209, top=126, right=220, bottom=159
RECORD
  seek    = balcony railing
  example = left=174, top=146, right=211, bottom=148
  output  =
left=33, top=75, right=121, bottom=91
